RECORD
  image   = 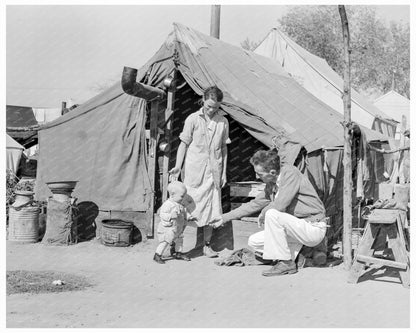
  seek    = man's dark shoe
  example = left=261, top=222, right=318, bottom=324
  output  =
left=262, top=260, right=297, bottom=276
left=174, top=252, right=191, bottom=261
left=312, top=251, right=327, bottom=266
left=153, top=253, right=165, bottom=264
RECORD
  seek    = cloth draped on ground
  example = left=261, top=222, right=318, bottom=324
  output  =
left=214, top=248, right=263, bottom=266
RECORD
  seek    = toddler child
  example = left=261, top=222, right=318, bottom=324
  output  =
left=153, top=181, right=195, bottom=264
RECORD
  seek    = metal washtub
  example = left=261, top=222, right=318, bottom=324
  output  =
left=101, top=219, right=133, bottom=247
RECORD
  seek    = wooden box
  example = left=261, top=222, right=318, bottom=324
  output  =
left=229, top=181, right=265, bottom=198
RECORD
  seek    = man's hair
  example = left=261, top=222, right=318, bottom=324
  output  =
left=203, top=86, right=224, bottom=102
left=249, top=149, right=280, bottom=173
left=167, top=181, right=187, bottom=195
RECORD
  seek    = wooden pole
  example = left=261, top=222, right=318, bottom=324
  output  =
left=162, top=71, right=177, bottom=202
left=147, top=100, right=159, bottom=236
left=61, top=101, right=67, bottom=115
left=210, top=5, right=221, bottom=38
left=339, top=5, right=353, bottom=269
left=398, top=115, right=408, bottom=184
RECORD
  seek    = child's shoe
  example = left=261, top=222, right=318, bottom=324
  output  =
left=170, top=242, right=176, bottom=257
left=153, top=253, right=165, bottom=264
left=174, top=252, right=191, bottom=261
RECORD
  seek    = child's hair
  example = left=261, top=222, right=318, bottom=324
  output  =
left=203, top=86, right=224, bottom=102
left=167, top=181, right=187, bottom=195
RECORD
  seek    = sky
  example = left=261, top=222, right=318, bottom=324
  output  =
left=4, top=3, right=412, bottom=108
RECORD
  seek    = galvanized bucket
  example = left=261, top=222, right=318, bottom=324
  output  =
left=8, top=206, right=40, bottom=243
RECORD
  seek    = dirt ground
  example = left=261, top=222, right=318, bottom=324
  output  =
left=6, top=220, right=410, bottom=328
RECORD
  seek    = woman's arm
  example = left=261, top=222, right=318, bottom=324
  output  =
left=169, top=141, right=188, bottom=180
left=221, top=144, right=228, bottom=188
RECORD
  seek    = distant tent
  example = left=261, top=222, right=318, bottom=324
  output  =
left=6, top=105, right=38, bottom=148
left=33, top=107, right=63, bottom=124
left=254, top=28, right=397, bottom=137
left=6, top=134, right=24, bottom=175
left=373, top=90, right=410, bottom=136
left=35, top=23, right=390, bottom=238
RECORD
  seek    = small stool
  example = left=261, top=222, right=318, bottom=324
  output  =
left=348, top=209, right=410, bottom=288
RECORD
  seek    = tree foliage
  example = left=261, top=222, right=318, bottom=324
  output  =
left=246, top=5, right=410, bottom=98
left=241, top=37, right=260, bottom=51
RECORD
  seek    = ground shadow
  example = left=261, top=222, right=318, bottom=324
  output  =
left=186, top=223, right=235, bottom=259
left=76, top=201, right=99, bottom=242
left=357, top=266, right=404, bottom=285
left=131, top=225, right=142, bottom=244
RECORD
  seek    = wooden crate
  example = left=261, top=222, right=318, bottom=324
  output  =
left=378, top=182, right=394, bottom=200
left=394, top=184, right=410, bottom=206
left=229, top=181, right=265, bottom=198
left=229, top=181, right=265, bottom=219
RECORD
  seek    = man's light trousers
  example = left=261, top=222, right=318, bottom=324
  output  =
left=248, top=209, right=327, bottom=260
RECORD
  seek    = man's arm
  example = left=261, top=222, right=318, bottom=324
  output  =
left=272, top=166, right=301, bottom=212
left=221, top=190, right=270, bottom=223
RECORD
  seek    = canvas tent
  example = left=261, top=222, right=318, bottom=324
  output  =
left=6, top=105, right=39, bottom=148
left=6, top=134, right=24, bottom=175
left=35, top=23, right=389, bottom=239
left=253, top=28, right=397, bottom=137
left=373, top=90, right=410, bottom=136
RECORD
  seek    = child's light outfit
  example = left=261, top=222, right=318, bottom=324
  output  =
left=157, top=199, right=192, bottom=249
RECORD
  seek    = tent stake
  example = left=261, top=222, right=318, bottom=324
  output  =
left=339, top=5, right=353, bottom=269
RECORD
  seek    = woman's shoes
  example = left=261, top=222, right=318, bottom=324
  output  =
left=203, top=245, right=218, bottom=258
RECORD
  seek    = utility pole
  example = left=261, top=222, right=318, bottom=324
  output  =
left=339, top=5, right=353, bottom=269
left=210, top=5, right=221, bottom=38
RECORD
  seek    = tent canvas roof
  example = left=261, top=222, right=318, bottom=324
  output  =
left=134, top=23, right=387, bottom=151
left=373, top=90, right=410, bottom=126
left=6, top=105, right=39, bottom=147
left=36, top=23, right=388, bottom=211
left=253, top=28, right=395, bottom=132
left=6, top=133, right=24, bottom=150
left=6, top=105, right=38, bottom=127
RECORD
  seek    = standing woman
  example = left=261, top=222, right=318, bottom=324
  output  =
left=169, top=86, right=229, bottom=258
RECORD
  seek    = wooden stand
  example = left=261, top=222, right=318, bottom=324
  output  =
left=348, top=209, right=410, bottom=288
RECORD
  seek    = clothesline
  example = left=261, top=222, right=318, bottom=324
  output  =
left=368, top=145, right=410, bottom=154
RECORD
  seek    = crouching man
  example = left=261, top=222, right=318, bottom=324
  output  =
left=210, top=143, right=328, bottom=276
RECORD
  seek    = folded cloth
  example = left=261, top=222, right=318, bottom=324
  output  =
left=214, top=248, right=263, bottom=266
left=366, top=198, right=407, bottom=212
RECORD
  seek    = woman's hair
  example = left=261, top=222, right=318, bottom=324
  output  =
left=249, top=149, right=280, bottom=173
left=203, top=86, right=224, bottom=102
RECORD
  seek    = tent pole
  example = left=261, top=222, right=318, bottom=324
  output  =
left=339, top=5, right=353, bottom=269
left=398, top=115, right=407, bottom=184
left=210, top=5, right=221, bottom=39
left=148, top=100, right=159, bottom=236
left=161, top=71, right=177, bottom=202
